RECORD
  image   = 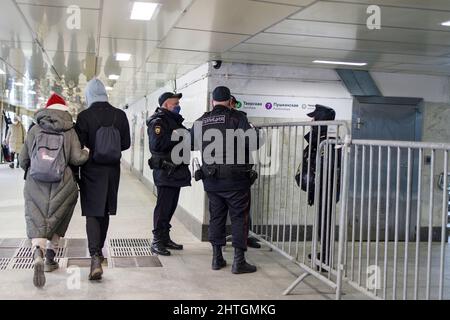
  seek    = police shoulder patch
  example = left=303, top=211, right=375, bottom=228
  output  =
left=155, top=125, right=162, bottom=135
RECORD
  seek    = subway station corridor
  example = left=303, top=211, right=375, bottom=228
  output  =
left=0, top=163, right=365, bottom=300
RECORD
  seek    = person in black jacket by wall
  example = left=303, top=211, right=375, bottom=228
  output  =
left=147, top=92, right=191, bottom=256
left=75, top=78, right=131, bottom=281
left=296, top=105, right=341, bottom=272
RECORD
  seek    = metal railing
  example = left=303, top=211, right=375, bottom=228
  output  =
left=250, top=121, right=350, bottom=299
left=342, top=140, right=450, bottom=300
left=249, top=122, right=450, bottom=300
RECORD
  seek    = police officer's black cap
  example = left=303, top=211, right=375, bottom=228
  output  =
left=307, top=104, right=336, bottom=120
left=159, top=92, right=182, bottom=107
left=212, top=86, right=231, bottom=102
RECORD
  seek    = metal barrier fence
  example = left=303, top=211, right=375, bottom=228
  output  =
left=342, top=140, right=450, bottom=300
left=250, top=122, right=450, bottom=300
left=249, top=121, right=350, bottom=299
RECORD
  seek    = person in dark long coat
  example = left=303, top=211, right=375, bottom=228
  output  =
left=296, top=105, right=341, bottom=271
left=75, top=79, right=131, bottom=281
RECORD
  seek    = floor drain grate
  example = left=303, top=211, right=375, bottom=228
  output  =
left=15, top=247, right=66, bottom=258
left=0, top=259, right=10, bottom=270
left=110, top=247, right=154, bottom=257
left=110, top=247, right=134, bottom=257
left=11, top=258, right=34, bottom=270
left=109, top=239, right=152, bottom=248
left=0, top=238, right=157, bottom=270
left=133, top=247, right=153, bottom=256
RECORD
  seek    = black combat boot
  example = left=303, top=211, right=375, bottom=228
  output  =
left=44, top=249, right=59, bottom=272
left=33, top=246, right=46, bottom=288
left=212, top=245, right=227, bottom=270
left=231, top=248, right=257, bottom=274
left=164, top=230, right=183, bottom=250
left=151, top=233, right=171, bottom=256
left=89, top=254, right=103, bottom=281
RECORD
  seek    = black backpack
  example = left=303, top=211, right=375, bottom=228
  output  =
left=92, top=111, right=121, bottom=164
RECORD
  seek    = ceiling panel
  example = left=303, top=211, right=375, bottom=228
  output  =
left=16, top=0, right=101, bottom=9
left=147, top=48, right=216, bottom=65
left=176, top=0, right=304, bottom=34
left=98, top=37, right=158, bottom=69
left=247, top=33, right=450, bottom=56
left=160, top=28, right=249, bottom=53
left=267, top=19, right=450, bottom=46
left=326, top=0, right=450, bottom=11
left=291, top=2, right=450, bottom=31
left=253, top=0, right=316, bottom=6
left=144, top=62, right=198, bottom=74
left=101, top=0, right=193, bottom=41
left=231, top=42, right=450, bottom=65
left=18, top=3, right=100, bottom=53
left=387, top=63, right=450, bottom=75
left=0, top=1, right=34, bottom=42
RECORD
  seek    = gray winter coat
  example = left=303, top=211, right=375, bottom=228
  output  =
left=19, top=109, right=89, bottom=239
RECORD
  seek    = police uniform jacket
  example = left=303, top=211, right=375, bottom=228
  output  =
left=191, top=105, right=258, bottom=192
left=147, top=107, right=191, bottom=188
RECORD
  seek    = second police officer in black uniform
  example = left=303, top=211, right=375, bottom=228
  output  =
left=191, top=87, right=260, bottom=274
left=147, top=92, right=191, bottom=256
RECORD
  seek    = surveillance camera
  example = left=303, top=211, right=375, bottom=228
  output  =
left=124, top=104, right=129, bottom=110
left=212, top=60, right=222, bottom=70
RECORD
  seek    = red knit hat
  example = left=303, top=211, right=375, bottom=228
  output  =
left=45, top=93, right=68, bottom=111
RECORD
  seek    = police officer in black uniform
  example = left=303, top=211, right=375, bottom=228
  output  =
left=147, top=92, right=191, bottom=256
left=230, top=95, right=261, bottom=249
left=191, top=87, right=259, bottom=274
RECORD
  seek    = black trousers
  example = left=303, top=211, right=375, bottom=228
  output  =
left=207, top=189, right=250, bottom=250
left=86, top=215, right=110, bottom=257
left=153, top=186, right=180, bottom=236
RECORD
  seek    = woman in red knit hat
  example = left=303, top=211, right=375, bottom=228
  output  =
left=19, top=93, right=90, bottom=288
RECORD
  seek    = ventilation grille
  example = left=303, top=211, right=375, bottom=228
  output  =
left=0, top=238, right=159, bottom=270
left=0, top=258, right=10, bottom=270
left=15, top=247, right=66, bottom=258
left=109, top=238, right=152, bottom=248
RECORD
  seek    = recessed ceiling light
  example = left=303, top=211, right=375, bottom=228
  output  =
left=441, top=21, right=450, bottom=26
left=130, top=2, right=160, bottom=21
left=313, top=60, right=367, bottom=67
left=15, top=82, right=24, bottom=87
left=105, top=86, right=113, bottom=91
left=0, top=68, right=5, bottom=75
left=109, top=74, right=120, bottom=80
left=116, top=53, right=132, bottom=61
